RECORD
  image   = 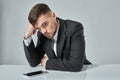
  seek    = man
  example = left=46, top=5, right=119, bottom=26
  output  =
left=23, top=3, right=91, bottom=72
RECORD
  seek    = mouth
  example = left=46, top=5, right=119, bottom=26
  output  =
left=45, top=33, right=51, bottom=38
left=47, top=35, right=50, bottom=38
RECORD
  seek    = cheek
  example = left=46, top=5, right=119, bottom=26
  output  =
left=48, top=25, right=55, bottom=33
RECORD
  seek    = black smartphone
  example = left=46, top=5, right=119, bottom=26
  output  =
left=22, top=70, right=47, bottom=78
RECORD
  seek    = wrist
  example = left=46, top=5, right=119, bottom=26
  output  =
left=23, top=36, right=32, bottom=46
left=41, top=57, right=48, bottom=67
left=44, top=59, right=48, bottom=67
left=24, top=35, right=30, bottom=40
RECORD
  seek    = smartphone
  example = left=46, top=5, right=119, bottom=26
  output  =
left=22, top=70, right=47, bottom=78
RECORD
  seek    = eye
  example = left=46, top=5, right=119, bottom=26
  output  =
left=42, top=22, right=48, bottom=28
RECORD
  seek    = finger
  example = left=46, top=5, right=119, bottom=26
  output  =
left=33, top=28, right=36, bottom=34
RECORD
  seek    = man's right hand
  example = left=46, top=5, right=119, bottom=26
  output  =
left=24, top=23, right=36, bottom=39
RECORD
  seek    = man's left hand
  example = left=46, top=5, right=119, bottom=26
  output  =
left=41, top=54, right=49, bottom=67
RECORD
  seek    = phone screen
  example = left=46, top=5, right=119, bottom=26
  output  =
left=23, top=70, right=47, bottom=76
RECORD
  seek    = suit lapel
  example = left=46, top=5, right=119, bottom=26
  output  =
left=44, top=38, right=56, bottom=58
left=44, top=38, right=51, bottom=51
left=57, top=18, right=66, bottom=58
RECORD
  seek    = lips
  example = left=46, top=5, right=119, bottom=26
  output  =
left=45, top=33, right=50, bottom=38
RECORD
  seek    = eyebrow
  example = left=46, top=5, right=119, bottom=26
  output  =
left=35, top=22, right=44, bottom=29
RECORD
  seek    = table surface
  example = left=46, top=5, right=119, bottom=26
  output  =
left=0, top=64, right=120, bottom=80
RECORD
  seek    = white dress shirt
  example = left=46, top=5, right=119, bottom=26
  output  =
left=52, top=20, right=59, bottom=56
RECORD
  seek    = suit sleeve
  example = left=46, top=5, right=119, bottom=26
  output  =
left=46, top=23, right=85, bottom=71
left=23, top=32, right=45, bottom=67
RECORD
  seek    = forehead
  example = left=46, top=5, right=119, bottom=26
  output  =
left=35, top=14, right=50, bottom=27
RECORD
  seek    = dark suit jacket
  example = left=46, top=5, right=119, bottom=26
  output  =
left=23, top=17, right=91, bottom=72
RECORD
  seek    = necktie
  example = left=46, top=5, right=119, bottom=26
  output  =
left=51, top=39, right=57, bottom=56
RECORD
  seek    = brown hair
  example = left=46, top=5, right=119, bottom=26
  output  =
left=28, top=3, right=51, bottom=26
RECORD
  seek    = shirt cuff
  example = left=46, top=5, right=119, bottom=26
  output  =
left=23, top=36, right=32, bottom=46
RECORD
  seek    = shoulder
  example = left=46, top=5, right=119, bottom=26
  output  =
left=58, top=17, right=83, bottom=28
left=65, top=19, right=84, bottom=35
left=65, top=19, right=82, bottom=27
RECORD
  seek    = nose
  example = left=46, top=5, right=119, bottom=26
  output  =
left=41, top=29, right=47, bottom=35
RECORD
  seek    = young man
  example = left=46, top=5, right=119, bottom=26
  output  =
left=23, top=3, right=91, bottom=72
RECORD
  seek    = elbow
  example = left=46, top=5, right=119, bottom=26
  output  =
left=70, top=66, right=83, bottom=72
left=68, top=62, right=83, bottom=72
left=75, top=66, right=83, bottom=72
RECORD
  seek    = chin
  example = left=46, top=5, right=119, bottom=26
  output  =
left=47, top=34, right=54, bottom=39
left=46, top=36, right=52, bottom=39
left=47, top=37, right=52, bottom=39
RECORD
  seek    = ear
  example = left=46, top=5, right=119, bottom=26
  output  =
left=52, top=12, right=56, bottom=19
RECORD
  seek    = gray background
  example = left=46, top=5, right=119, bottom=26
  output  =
left=0, top=0, right=120, bottom=65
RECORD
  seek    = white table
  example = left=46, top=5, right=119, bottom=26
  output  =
left=0, top=64, right=120, bottom=80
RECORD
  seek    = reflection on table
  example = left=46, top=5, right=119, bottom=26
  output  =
left=0, top=64, right=120, bottom=80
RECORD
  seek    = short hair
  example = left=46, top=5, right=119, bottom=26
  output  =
left=28, top=3, right=51, bottom=26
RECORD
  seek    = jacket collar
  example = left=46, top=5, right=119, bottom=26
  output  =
left=57, top=17, right=66, bottom=58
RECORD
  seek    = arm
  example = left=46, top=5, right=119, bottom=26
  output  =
left=46, top=24, right=85, bottom=71
left=23, top=23, right=45, bottom=67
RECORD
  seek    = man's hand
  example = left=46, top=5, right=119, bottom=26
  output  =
left=24, top=23, right=36, bottom=39
left=41, top=54, right=49, bottom=67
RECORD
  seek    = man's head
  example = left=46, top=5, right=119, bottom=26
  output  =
left=28, top=3, right=58, bottom=39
